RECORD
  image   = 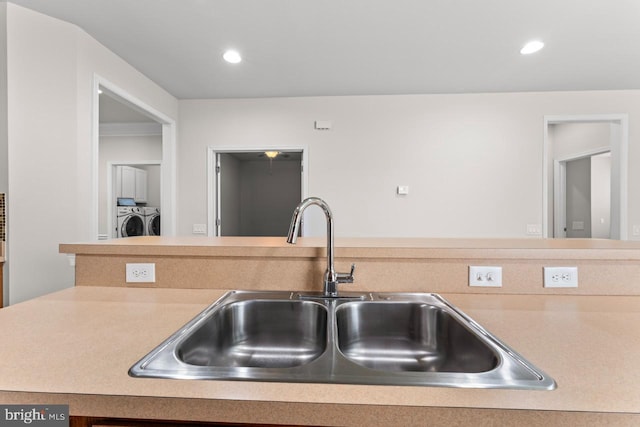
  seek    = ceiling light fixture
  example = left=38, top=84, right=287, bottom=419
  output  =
left=520, top=40, right=544, bottom=55
left=264, top=151, right=280, bottom=175
left=223, top=49, right=242, bottom=64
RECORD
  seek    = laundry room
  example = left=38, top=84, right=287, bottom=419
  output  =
left=98, top=88, right=163, bottom=239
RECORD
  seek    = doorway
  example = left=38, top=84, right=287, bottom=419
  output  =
left=98, top=89, right=163, bottom=239
left=208, top=148, right=307, bottom=236
left=92, top=75, right=176, bottom=240
left=555, top=151, right=611, bottom=238
left=543, top=115, right=628, bottom=239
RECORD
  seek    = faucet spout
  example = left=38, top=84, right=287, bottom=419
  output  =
left=287, top=197, right=354, bottom=297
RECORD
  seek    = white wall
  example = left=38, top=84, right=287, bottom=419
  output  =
left=178, top=91, right=640, bottom=238
left=4, top=4, right=177, bottom=304
left=6, top=3, right=79, bottom=304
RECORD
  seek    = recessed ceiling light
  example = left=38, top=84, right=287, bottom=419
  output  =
left=223, top=50, right=242, bottom=64
left=520, top=40, right=544, bottom=55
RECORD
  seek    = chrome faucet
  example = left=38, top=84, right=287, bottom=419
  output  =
left=286, top=197, right=355, bottom=297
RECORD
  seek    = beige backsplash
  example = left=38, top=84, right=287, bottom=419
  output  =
left=63, top=237, right=640, bottom=296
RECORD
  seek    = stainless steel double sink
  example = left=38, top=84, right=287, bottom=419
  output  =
left=129, top=291, right=556, bottom=389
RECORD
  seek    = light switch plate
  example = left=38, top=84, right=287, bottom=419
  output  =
left=192, top=224, right=207, bottom=234
left=469, top=266, right=502, bottom=287
left=397, top=185, right=409, bottom=195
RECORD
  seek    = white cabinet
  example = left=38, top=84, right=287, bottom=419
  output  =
left=117, top=166, right=148, bottom=203
left=119, top=166, right=136, bottom=199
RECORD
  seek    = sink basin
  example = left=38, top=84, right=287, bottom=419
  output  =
left=129, top=291, right=556, bottom=390
left=336, top=302, right=498, bottom=373
left=176, top=300, right=327, bottom=368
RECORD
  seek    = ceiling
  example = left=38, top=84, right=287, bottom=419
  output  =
left=10, top=0, right=640, bottom=99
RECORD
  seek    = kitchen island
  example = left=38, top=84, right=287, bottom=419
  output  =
left=1, top=237, right=639, bottom=425
left=0, top=287, right=638, bottom=426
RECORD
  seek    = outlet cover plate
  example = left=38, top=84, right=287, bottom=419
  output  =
left=126, top=263, right=156, bottom=283
left=543, top=267, right=578, bottom=288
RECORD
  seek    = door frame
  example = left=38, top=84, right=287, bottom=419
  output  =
left=542, top=114, right=628, bottom=239
left=207, top=146, right=308, bottom=236
left=91, top=74, right=177, bottom=239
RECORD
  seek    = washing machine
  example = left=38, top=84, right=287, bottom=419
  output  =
left=116, top=206, right=145, bottom=238
left=143, top=207, right=161, bottom=236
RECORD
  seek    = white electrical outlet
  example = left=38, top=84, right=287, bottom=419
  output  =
left=543, top=267, right=578, bottom=288
left=126, top=263, right=156, bottom=283
left=469, top=266, right=502, bottom=287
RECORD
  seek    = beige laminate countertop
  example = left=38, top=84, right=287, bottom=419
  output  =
left=60, top=236, right=640, bottom=260
left=0, top=286, right=638, bottom=425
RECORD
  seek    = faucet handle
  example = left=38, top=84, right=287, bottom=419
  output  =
left=337, top=263, right=356, bottom=284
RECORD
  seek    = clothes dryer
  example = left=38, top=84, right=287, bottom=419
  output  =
left=143, top=207, right=161, bottom=236
left=116, top=206, right=145, bottom=238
